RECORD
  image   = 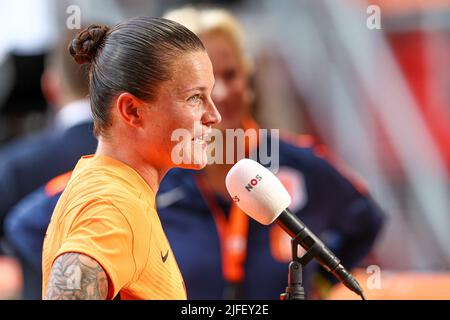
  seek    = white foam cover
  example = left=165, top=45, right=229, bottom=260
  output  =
left=225, top=159, right=291, bottom=225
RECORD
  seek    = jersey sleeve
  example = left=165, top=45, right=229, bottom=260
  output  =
left=55, top=199, right=137, bottom=299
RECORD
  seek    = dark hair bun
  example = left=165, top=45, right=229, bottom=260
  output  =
left=69, top=24, right=110, bottom=64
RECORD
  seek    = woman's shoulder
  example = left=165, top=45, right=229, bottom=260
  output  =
left=64, top=160, right=154, bottom=219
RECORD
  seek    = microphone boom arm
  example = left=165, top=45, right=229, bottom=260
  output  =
left=278, top=209, right=366, bottom=300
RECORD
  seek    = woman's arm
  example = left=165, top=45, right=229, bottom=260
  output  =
left=44, top=252, right=108, bottom=300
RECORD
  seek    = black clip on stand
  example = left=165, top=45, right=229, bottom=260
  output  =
left=280, top=232, right=322, bottom=300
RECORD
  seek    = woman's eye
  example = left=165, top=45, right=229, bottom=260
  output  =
left=188, top=94, right=201, bottom=104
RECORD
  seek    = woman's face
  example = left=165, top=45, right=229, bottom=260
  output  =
left=200, top=32, right=252, bottom=131
left=142, top=50, right=221, bottom=170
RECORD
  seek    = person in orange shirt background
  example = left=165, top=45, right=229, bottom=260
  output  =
left=42, top=17, right=221, bottom=300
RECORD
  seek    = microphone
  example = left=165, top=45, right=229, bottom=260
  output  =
left=225, top=158, right=365, bottom=299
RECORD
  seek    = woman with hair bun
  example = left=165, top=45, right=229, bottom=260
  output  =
left=42, top=17, right=221, bottom=300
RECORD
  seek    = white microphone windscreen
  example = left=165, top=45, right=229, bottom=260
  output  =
left=225, top=159, right=291, bottom=225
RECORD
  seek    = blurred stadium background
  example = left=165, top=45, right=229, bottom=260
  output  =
left=0, top=0, right=449, bottom=299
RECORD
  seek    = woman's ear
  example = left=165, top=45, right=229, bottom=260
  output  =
left=116, top=92, right=145, bottom=128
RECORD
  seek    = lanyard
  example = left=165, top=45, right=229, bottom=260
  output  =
left=193, top=117, right=260, bottom=297
left=195, top=174, right=249, bottom=285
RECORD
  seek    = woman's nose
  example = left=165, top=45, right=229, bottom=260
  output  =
left=203, top=99, right=222, bottom=126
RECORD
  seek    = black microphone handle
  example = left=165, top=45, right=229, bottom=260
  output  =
left=276, top=209, right=364, bottom=297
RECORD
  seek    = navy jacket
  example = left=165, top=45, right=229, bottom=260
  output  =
left=0, top=122, right=97, bottom=230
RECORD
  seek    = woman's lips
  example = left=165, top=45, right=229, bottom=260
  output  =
left=192, top=131, right=212, bottom=148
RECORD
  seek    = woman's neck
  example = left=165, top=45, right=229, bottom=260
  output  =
left=96, top=138, right=166, bottom=194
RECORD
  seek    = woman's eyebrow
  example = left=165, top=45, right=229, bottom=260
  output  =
left=181, top=84, right=215, bottom=94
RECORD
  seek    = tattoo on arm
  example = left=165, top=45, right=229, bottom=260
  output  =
left=44, top=253, right=109, bottom=300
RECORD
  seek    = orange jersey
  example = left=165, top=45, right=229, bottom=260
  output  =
left=42, top=155, right=187, bottom=300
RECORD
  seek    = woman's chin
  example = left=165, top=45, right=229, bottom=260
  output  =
left=176, top=151, right=209, bottom=170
